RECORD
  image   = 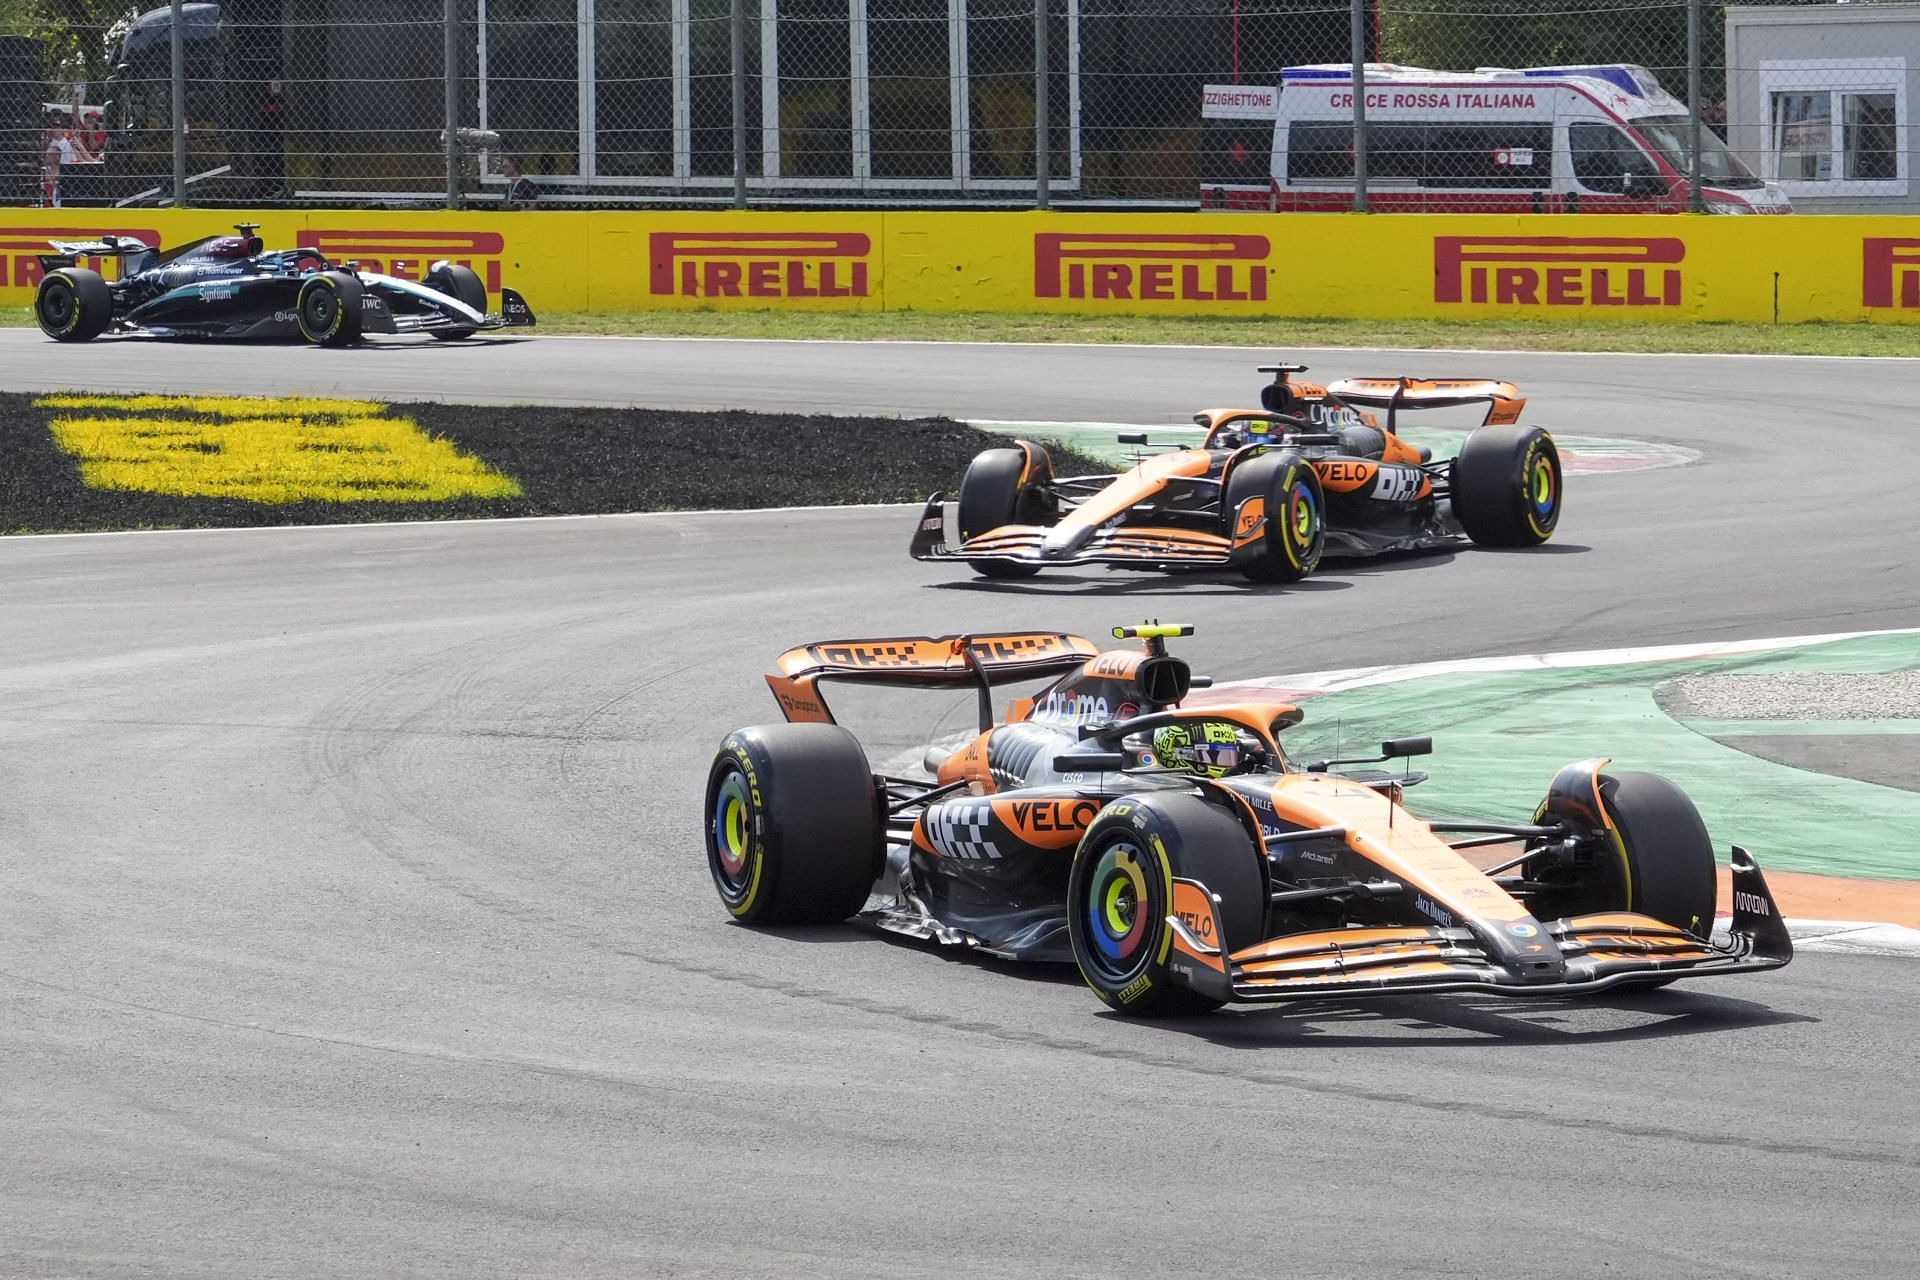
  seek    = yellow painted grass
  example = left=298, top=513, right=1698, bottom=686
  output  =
left=38, top=394, right=521, bottom=504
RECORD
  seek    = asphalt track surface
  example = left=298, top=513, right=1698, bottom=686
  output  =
left=5, top=335, right=1920, bottom=1278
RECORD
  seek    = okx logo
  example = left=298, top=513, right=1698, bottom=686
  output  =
left=296, top=230, right=506, bottom=292
left=1434, top=236, right=1684, bottom=308
left=1, top=226, right=160, bottom=286
left=1034, top=233, right=1270, bottom=303
left=648, top=231, right=871, bottom=299
left=1863, top=238, right=1920, bottom=309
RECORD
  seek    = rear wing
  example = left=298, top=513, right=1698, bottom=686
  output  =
left=766, top=631, right=1101, bottom=727
left=1327, top=377, right=1525, bottom=429
left=40, top=235, right=157, bottom=278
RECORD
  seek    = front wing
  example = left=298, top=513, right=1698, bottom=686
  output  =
left=909, top=494, right=1235, bottom=570
left=1168, top=846, right=1794, bottom=1005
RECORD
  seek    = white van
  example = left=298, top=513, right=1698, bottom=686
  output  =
left=1200, top=63, right=1790, bottom=214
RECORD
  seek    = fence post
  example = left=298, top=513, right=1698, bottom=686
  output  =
left=1687, top=0, right=1705, bottom=212
left=732, top=0, right=747, bottom=208
left=445, top=0, right=460, bottom=209
left=170, top=0, right=186, bottom=206
left=1350, top=0, right=1367, bottom=211
left=1035, top=0, right=1050, bottom=209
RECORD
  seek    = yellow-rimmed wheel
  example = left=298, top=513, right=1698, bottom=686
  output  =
left=704, top=724, right=882, bottom=925
left=1452, top=424, right=1561, bottom=547
left=35, top=268, right=111, bottom=342
left=296, top=271, right=364, bottom=347
left=1067, top=794, right=1265, bottom=1016
left=1224, top=450, right=1324, bottom=584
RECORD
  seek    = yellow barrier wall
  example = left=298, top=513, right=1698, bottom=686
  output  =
left=3, top=208, right=1917, bottom=323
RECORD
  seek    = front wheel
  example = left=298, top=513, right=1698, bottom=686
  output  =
left=956, top=444, right=1052, bottom=579
left=426, top=262, right=486, bottom=340
left=1451, top=424, right=1561, bottom=547
left=1067, top=794, right=1266, bottom=1017
left=704, top=723, right=883, bottom=925
left=1532, top=770, right=1718, bottom=941
left=296, top=271, right=365, bottom=347
left=35, top=268, right=112, bottom=342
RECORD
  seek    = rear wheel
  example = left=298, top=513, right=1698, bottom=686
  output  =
left=956, top=445, right=1053, bottom=579
left=1067, top=794, right=1265, bottom=1016
left=426, top=263, right=486, bottom=340
left=1224, top=450, right=1324, bottom=583
left=1452, top=424, right=1561, bottom=546
left=296, top=271, right=364, bottom=347
left=35, top=268, right=111, bottom=342
left=704, top=723, right=882, bottom=925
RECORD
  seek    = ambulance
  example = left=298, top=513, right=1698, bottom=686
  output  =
left=1200, top=63, right=1790, bottom=214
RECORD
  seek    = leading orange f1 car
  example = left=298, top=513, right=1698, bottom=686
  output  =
left=704, top=624, right=1791, bottom=1016
left=910, top=363, right=1561, bottom=583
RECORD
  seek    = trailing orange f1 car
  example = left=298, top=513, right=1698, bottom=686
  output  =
left=704, top=624, right=1791, bottom=1016
left=910, top=363, right=1561, bottom=582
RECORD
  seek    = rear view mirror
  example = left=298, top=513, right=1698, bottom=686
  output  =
left=1381, top=737, right=1432, bottom=758
left=1054, top=752, right=1128, bottom=773
left=1116, top=432, right=1147, bottom=445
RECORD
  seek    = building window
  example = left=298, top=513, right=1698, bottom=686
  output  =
left=1758, top=58, right=1907, bottom=198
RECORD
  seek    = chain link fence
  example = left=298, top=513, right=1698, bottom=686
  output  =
left=4, top=0, right=1915, bottom=211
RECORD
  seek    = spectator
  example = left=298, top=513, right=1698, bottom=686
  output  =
left=501, top=156, right=536, bottom=209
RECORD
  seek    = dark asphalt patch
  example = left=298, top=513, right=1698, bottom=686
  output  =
left=1699, top=734, right=1920, bottom=795
left=0, top=392, right=1101, bottom=534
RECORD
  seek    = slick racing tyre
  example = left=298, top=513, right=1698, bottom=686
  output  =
left=35, top=268, right=111, bottom=342
left=1223, top=450, right=1324, bottom=583
left=705, top=723, right=883, bottom=926
left=1067, top=794, right=1266, bottom=1017
left=1451, top=424, right=1561, bottom=547
left=1531, top=769, right=1718, bottom=959
left=296, top=271, right=364, bottom=347
left=425, top=263, right=486, bottom=340
left=956, top=445, right=1053, bottom=579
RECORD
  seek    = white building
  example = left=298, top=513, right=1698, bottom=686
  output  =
left=1724, top=2, right=1916, bottom=212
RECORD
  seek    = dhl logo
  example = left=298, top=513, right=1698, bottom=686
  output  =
left=1034, top=233, right=1270, bottom=303
left=1863, top=238, right=1920, bottom=309
left=296, top=230, right=506, bottom=292
left=0, top=226, right=161, bottom=286
left=649, top=231, right=870, bottom=299
left=1434, top=236, right=1684, bottom=308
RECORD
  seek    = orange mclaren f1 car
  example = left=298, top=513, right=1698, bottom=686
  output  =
left=910, top=363, right=1562, bottom=582
left=704, top=624, right=1791, bottom=1015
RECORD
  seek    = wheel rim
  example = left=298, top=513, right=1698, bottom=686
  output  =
left=304, top=288, right=337, bottom=334
left=41, top=282, right=75, bottom=331
left=1282, top=470, right=1321, bottom=565
left=708, top=768, right=758, bottom=907
left=1083, top=839, right=1159, bottom=982
left=1525, top=445, right=1560, bottom=537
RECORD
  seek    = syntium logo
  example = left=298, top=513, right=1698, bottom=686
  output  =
left=1434, top=236, right=1685, bottom=307
left=1863, top=238, right=1920, bottom=308
left=0, top=226, right=160, bottom=286
left=648, top=231, right=870, bottom=299
left=297, top=230, right=506, bottom=292
left=1034, top=233, right=1270, bottom=302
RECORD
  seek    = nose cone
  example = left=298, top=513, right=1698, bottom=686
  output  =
left=1482, top=915, right=1566, bottom=982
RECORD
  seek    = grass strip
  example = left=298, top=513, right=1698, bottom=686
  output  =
left=0, top=390, right=1102, bottom=535
left=8, top=306, right=1918, bottom=355
left=523, top=310, right=1920, bottom=358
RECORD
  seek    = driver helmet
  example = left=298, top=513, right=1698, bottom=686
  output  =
left=1213, top=417, right=1277, bottom=452
left=1151, top=721, right=1247, bottom=778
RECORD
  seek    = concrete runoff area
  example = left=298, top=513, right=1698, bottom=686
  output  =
left=5, top=342, right=1920, bottom=1275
